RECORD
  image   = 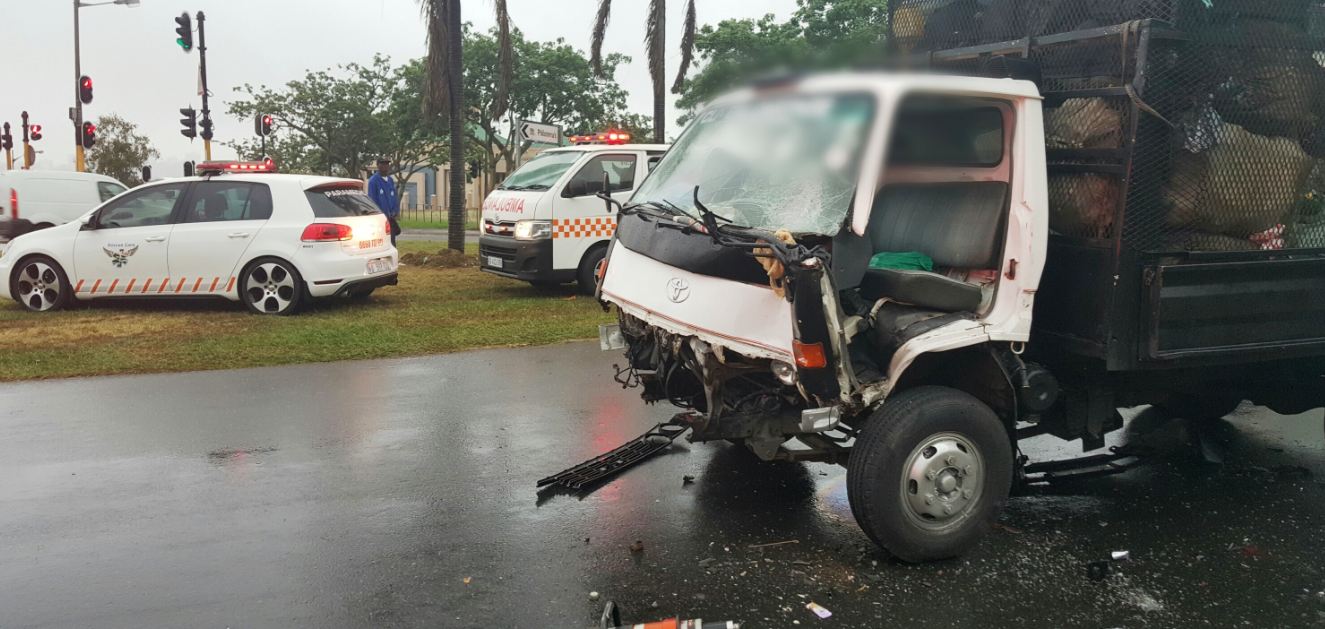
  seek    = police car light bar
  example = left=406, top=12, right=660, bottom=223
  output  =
left=568, top=130, right=632, bottom=145
left=195, top=158, right=278, bottom=175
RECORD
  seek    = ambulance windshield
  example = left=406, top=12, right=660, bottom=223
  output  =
left=498, top=151, right=583, bottom=191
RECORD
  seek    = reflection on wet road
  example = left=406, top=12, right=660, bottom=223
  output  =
left=0, top=341, right=1322, bottom=628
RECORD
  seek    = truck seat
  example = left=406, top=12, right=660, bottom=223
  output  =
left=862, top=182, right=1008, bottom=312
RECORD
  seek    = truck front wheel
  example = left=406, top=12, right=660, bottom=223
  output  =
left=846, top=386, right=1013, bottom=562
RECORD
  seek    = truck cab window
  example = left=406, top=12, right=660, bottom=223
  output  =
left=889, top=101, right=1005, bottom=167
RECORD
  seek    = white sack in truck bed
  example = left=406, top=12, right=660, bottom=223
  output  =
left=1165, top=122, right=1314, bottom=238
left=1045, top=98, right=1123, bottom=239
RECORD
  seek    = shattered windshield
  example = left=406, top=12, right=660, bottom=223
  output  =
left=498, top=151, right=583, bottom=191
left=632, top=92, right=874, bottom=235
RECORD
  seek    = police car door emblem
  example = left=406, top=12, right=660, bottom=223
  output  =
left=667, top=278, right=690, bottom=303
left=103, top=245, right=139, bottom=268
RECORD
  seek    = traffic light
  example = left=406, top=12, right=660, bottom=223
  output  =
left=30, top=125, right=42, bottom=142
left=199, top=114, right=214, bottom=141
left=79, top=75, right=94, bottom=104
left=255, top=114, right=274, bottom=137
left=1, top=123, right=11, bottom=152
left=174, top=12, right=193, bottom=52
left=81, top=121, right=97, bottom=149
left=467, top=161, right=480, bottom=179
left=179, top=107, right=197, bottom=139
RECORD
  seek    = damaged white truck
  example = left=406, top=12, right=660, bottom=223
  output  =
left=549, top=8, right=1325, bottom=562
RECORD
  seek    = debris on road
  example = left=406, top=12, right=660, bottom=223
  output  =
left=589, top=591, right=600, bottom=602
left=682, top=475, right=696, bottom=486
left=806, top=602, right=832, bottom=619
left=1112, top=550, right=1131, bottom=561
left=463, top=576, right=472, bottom=585
left=748, top=540, right=799, bottom=550
left=630, top=540, right=645, bottom=554
left=537, top=420, right=691, bottom=491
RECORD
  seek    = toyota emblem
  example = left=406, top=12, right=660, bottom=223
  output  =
left=667, top=278, right=690, bottom=303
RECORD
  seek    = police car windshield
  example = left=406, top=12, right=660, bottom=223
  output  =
left=632, top=93, right=874, bottom=235
left=498, top=151, right=583, bottom=191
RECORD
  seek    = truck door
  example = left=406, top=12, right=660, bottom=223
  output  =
left=552, top=152, right=638, bottom=271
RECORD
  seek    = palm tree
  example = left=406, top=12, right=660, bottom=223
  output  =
left=421, top=0, right=512, bottom=252
left=591, top=0, right=696, bottom=144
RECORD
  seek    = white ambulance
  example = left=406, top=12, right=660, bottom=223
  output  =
left=478, top=138, right=668, bottom=292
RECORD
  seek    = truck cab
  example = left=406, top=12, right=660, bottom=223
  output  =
left=478, top=141, right=668, bottom=292
left=595, top=67, right=1324, bottom=562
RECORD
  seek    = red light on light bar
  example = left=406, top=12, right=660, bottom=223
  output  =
left=195, top=160, right=279, bottom=174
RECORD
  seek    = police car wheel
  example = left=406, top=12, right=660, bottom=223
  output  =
left=10, top=255, right=72, bottom=313
left=240, top=257, right=305, bottom=316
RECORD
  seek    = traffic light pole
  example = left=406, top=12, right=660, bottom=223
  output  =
left=197, top=10, right=212, bottom=161
left=21, top=112, right=31, bottom=170
left=72, top=0, right=86, bottom=172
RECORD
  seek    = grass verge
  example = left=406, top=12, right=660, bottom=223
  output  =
left=0, top=243, right=608, bottom=381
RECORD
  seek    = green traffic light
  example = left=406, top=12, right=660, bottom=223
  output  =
left=176, top=37, right=190, bottom=50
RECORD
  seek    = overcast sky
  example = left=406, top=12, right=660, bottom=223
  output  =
left=3, top=0, right=798, bottom=176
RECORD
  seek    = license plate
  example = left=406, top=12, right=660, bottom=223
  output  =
left=487, top=256, right=503, bottom=269
left=366, top=257, right=392, bottom=274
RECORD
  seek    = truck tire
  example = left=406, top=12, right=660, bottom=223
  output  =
left=576, top=245, right=608, bottom=295
left=846, top=386, right=1013, bottom=563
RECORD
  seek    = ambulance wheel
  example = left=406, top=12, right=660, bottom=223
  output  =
left=846, top=386, right=1012, bottom=563
left=577, top=245, right=608, bottom=295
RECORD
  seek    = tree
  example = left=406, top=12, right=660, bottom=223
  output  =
left=462, top=26, right=642, bottom=186
left=226, top=55, right=449, bottom=205
left=591, top=0, right=698, bottom=143
left=674, top=0, right=888, bottom=124
left=422, top=0, right=512, bottom=251
left=84, top=114, right=159, bottom=187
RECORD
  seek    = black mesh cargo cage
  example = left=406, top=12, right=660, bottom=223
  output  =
left=886, top=2, right=1325, bottom=369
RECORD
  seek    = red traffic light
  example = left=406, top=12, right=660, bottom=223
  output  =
left=79, top=75, right=94, bottom=104
left=81, top=121, right=97, bottom=149
left=30, top=125, right=43, bottom=141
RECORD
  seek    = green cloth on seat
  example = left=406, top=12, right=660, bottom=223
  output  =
left=868, top=251, right=934, bottom=272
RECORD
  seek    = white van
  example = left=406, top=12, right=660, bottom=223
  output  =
left=478, top=142, right=668, bottom=292
left=1, top=171, right=128, bottom=239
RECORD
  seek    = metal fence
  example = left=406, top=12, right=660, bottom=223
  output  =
left=397, top=205, right=481, bottom=227
left=893, top=0, right=1325, bottom=252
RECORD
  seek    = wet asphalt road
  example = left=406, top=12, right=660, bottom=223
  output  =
left=1, top=341, right=1323, bottom=628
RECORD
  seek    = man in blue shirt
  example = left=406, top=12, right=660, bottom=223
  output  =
left=368, top=158, right=401, bottom=245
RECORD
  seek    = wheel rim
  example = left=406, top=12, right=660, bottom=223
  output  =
left=900, top=432, right=985, bottom=531
left=245, top=262, right=296, bottom=313
left=16, top=261, right=61, bottom=312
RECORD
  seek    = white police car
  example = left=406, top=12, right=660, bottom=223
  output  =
left=1, top=160, right=397, bottom=315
